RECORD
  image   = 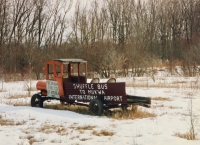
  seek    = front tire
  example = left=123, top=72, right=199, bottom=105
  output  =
left=89, top=99, right=103, bottom=116
left=31, top=94, right=43, bottom=108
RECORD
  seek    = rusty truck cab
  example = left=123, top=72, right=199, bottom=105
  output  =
left=36, top=59, right=87, bottom=98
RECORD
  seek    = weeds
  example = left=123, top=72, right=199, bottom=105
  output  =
left=76, top=125, right=96, bottom=130
left=38, top=124, right=67, bottom=135
left=21, top=127, right=34, bottom=134
left=7, top=94, right=28, bottom=99
left=29, top=138, right=39, bottom=145
left=92, top=130, right=115, bottom=136
left=4, top=100, right=30, bottom=106
left=105, top=108, right=156, bottom=120
left=0, top=115, right=15, bottom=126
left=45, top=104, right=156, bottom=120
left=25, top=135, right=34, bottom=140
left=16, top=120, right=26, bottom=125
left=168, top=106, right=182, bottom=109
left=126, top=78, right=200, bottom=89
left=44, top=104, right=89, bottom=115
left=80, top=138, right=90, bottom=141
left=151, top=97, right=171, bottom=101
left=174, top=131, right=198, bottom=140
left=153, top=104, right=164, bottom=108
left=186, top=95, right=199, bottom=140
left=174, top=90, right=199, bottom=140
left=0, top=114, right=27, bottom=126
left=0, top=88, right=5, bottom=92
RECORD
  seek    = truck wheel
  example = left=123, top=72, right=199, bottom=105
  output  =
left=31, top=94, right=43, bottom=108
left=122, top=105, right=138, bottom=113
left=89, top=99, right=103, bottom=116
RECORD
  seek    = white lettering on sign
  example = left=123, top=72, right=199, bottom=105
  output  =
left=69, top=95, right=97, bottom=100
left=97, top=84, right=107, bottom=89
left=70, top=83, right=122, bottom=102
left=104, top=96, right=122, bottom=101
left=88, top=90, right=105, bottom=95
left=47, top=80, right=59, bottom=98
left=73, top=84, right=94, bottom=89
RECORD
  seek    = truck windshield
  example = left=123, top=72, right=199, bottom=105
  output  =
left=71, top=63, right=78, bottom=76
left=63, top=63, right=69, bottom=78
left=48, top=64, right=54, bottom=79
left=70, top=63, right=86, bottom=76
left=79, top=63, right=86, bottom=76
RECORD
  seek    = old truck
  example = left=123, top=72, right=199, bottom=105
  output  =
left=31, top=59, right=151, bottom=115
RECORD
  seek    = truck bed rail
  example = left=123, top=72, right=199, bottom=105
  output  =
left=126, top=95, right=151, bottom=108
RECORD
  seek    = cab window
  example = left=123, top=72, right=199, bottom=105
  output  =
left=56, top=64, right=61, bottom=77
left=79, top=63, right=86, bottom=76
left=63, top=63, right=69, bottom=78
left=71, top=63, right=78, bottom=76
left=48, top=64, right=54, bottom=79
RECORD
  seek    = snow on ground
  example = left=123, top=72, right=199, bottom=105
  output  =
left=0, top=74, right=200, bottom=145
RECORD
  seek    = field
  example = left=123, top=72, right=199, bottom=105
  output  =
left=0, top=71, right=200, bottom=145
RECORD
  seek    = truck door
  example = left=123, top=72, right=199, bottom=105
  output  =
left=46, top=61, right=64, bottom=98
left=54, top=62, right=64, bottom=97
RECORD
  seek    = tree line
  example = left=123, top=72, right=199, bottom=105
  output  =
left=1, top=0, right=200, bottom=81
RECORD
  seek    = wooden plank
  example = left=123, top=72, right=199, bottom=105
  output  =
left=63, top=82, right=127, bottom=104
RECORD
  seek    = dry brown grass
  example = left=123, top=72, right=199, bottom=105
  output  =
left=76, top=125, right=96, bottom=130
left=105, top=108, right=156, bottom=120
left=80, top=138, right=91, bottom=141
left=127, top=83, right=179, bottom=88
left=153, top=104, right=164, bottom=108
left=7, top=94, right=28, bottom=99
left=4, top=93, right=31, bottom=106
left=13, top=102, right=30, bottom=106
left=174, top=131, right=198, bottom=140
left=168, top=106, right=182, bottom=109
left=38, top=124, right=67, bottom=135
left=29, top=138, right=44, bottom=145
left=0, top=117, right=15, bottom=126
left=25, top=135, right=34, bottom=140
left=92, top=129, right=115, bottom=136
left=16, top=120, right=26, bottom=125
left=0, top=88, right=6, bottom=92
left=0, top=114, right=27, bottom=126
left=21, top=126, right=35, bottom=134
left=126, top=81, right=200, bottom=89
left=29, top=139, right=37, bottom=145
left=45, top=104, right=156, bottom=120
left=172, top=80, right=187, bottom=84
left=45, top=104, right=89, bottom=115
left=151, top=97, right=171, bottom=101
left=19, top=135, right=36, bottom=145
left=4, top=100, right=30, bottom=106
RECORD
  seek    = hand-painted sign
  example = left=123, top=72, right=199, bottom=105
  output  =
left=64, top=83, right=126, bottom=103
left=47, top=80, right=59, bottom=98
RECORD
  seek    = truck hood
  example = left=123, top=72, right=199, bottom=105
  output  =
left=36, top=80, right=46, bottom=91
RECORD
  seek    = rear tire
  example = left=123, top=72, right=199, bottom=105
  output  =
left=89, top=99, right=103, bottom=116
left=31, top=94, right=43, bottom=108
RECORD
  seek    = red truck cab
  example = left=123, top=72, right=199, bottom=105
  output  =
left=36, top=59, right=87, bottom=97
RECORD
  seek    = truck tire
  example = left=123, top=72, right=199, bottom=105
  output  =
left=31, top=94, right=43, bottom=108
left=89, top=99, right=103, bottom=116
left=122, top=104, right=138, bottom=113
